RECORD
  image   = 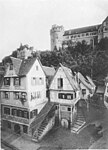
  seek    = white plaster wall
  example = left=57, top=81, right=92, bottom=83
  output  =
left=50, top=67, right=73, bottom=90
left=27, top=59, right=48, bottom=112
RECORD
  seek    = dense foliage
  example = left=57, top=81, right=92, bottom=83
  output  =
left=39, top=38, right=108, bottom=85
left=2, top=38, right=108, bottom=85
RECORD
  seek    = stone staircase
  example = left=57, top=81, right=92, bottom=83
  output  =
left=30, top=102, right=56, bottom=142
left=33, top=119, right=48, bottom=141
left=71, top=108, right=86, bottom=134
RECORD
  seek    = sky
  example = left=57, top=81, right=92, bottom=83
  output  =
left=0, top=0, right=108, bottom=61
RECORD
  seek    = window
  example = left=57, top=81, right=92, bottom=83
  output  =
left=82, top=89, right=86, bottom=95
left=31, top=77, right=36, bottom=85
left=86, top=33, right=89, bottom=36
left=12, top=109, right=17, bottom=116
left=67, top=94, right=73, bottom=100
left=39, top=78, right=44, bottom=85
left=17, top=110, right=23, bottom=117
left=36, top=91, right=41, bottom=98
left=58, top=78, right=63, bottom=89
left=23, top=111, right=28, bottom=119
left=4, top=78, right=10, bottom=86
left=58, top=93, right=73, bottom=100
left=23, top=125, right=28, bottom=134
left=4, top=107, right=10, bottom=115
left=4, top=92, right=10, bottom=99
left=21, top=92, right=26, bottom=99
left=30, top=109, right=37, bottom=119
left=14, top=78, right=20, bottom=86
left=14, top=92, right=20, bottom=99
left=68, top=107, right=71, bottom=111
left=10, top=64, right=13, bottom=70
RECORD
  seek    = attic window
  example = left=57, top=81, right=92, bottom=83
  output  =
left=4, top=78, right=10, bottom=86
left=82, top=89, right=86, bottom=95
left=10, top=64, right=13, bottom=70
left=58, top=78, right=63, bottom=89
left=14, top=78, right=20, bottom=86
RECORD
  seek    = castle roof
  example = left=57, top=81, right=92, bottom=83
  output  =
left=64, top=24, right=101, bottom=36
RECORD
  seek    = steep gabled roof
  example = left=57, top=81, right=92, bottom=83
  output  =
left=60, top=64, right=79, bottom=91
left=42, top=66, right=55, bottom=77
left=86, top=76, right=96, bottom=88
left=64, top=24, right=100, bottom=36
left=76, top=72, right=93, bottom=91
left=18, top=57, right=36, bottom=76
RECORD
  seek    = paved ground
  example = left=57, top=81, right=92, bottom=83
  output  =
left=1, top=101, right=107, bottom=150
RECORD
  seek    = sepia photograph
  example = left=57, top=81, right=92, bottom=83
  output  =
left=0, top=0, right=108, bottom=149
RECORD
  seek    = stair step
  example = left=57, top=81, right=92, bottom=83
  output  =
left=75, top=122, right=84, bottom=126
left=76, top=120, right=84, bottom=123
left=74, top=124, right=81, bottom=127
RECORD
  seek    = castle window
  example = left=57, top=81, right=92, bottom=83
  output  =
left=4, top=77, right=10, bottom=86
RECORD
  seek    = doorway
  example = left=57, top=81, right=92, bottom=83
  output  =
left=14, top=124, right=21, bottom=134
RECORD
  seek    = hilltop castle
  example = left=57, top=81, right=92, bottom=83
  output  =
left=50, top=16, right=108, bottom=51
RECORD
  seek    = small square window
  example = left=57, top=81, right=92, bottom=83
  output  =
left=14, top=78, right=20, bottom=86
left=4, top=92, right=10, bottom=99
left=68, top=107, right=71, bottom=111
left=82, top=89, right=86, bottom=95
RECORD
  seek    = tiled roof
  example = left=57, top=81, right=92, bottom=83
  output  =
left=18, top=57, right=36, bottom=76
left=64, top=24, right=101, bottom=36
left=42, top=66, right=55, bottom=77
left=10, top=57, right=22, bottom=75
left=30, top=102, right=55, bottom=132
left=60, top=64, right=79, bottom=91
left=76, top=72, right=93, bottom=91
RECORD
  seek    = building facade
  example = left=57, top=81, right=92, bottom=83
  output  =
left=0, top=56, right=55, bottom=137
left=49, top=64, right=96, bottom=132
left=50, top=16, right=108, bottom=51
left=49, top=64, right=81, bottom=128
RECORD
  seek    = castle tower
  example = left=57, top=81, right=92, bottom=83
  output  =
left=50, top=24, right=64, bottom=51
